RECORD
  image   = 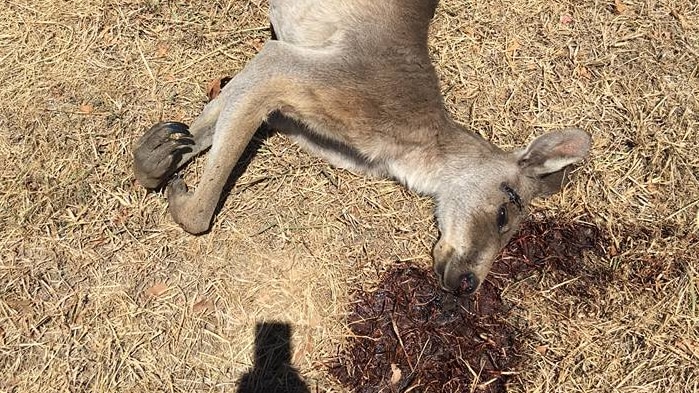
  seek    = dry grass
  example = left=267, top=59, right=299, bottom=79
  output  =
left=1, top=0, right=697, bottom=392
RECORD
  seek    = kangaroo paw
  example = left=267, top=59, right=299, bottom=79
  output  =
left=133, top=122, right=194, bottom=189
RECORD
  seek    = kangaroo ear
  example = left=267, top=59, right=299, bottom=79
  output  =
left=517, top=128, right=591, bottom=195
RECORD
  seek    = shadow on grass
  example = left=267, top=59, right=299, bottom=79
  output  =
left=237, top=322, right=310, bottom=393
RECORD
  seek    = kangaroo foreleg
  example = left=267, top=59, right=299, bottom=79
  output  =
left=133, top=97, right=224, bottom=189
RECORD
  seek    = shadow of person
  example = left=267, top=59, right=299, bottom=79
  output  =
left=237, top=322, right=311, bottom=393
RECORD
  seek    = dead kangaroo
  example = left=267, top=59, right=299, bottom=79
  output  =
left=133, top=0, right=591, bottom=294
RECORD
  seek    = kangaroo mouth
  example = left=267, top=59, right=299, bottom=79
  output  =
left=440, top=267, right=481, bottom=295
left=435, top=250, right=485, bottom=295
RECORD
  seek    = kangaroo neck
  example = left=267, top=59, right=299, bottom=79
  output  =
left=386, top=122, right=502, bottom=196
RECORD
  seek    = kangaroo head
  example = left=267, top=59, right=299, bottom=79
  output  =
left=432, top=128, right=591, bottom=294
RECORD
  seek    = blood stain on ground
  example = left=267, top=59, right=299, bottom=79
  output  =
left=328, top=217, right=607, bottom=392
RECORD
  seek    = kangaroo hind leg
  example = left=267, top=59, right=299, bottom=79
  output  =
left=166, top=42, right=327, bottom=234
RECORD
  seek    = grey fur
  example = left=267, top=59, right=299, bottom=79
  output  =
left=133, top=0, right=591, bottom=293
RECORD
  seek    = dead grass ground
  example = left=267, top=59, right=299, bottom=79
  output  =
left=0, top=0, right=697, bottom=392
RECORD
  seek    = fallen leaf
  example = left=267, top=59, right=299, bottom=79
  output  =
left=0, top=378, right=19, bottom=390
left=614, top=0, right=628, bottom=14
left=293, top=335, right=314, bottom=364
left=249, top=38, right=264, bottom=51
left=609, top=244, right=619, bottom=257
left=576, top=65, right=592, bottom=79
left=192, top=297, right=214, bottom=313
left=671, top=10, right=689, bottom=30
left=560, top=14, right=574, bottom=25
left=207, top=76, right=232, bottom=101
left=506, top=39, right=521, bottom=55
left=390, top=363, right=402, bottom=385
left=535, top=345, right=549, bottom=355
left=146, top=282, right=169, bottom=297
left=78, top=103, right=94, bottom=114
left=8, top=299, right=33, bottom=313
left=675, top=339, right=699, bottom=358
left=156, top=42, right=169, bottom=58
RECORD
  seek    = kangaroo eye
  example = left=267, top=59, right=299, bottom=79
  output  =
left=496, top=204, right=508, bottom=231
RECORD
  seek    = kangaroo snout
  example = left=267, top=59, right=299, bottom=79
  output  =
left=436, top=261, right=482, bottom=295
left=433, top=240, right=487, bottom=295
left=458, top=272, right=479, bottom=294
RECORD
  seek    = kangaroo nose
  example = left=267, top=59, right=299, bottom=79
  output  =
left=459, top=273, right=479, bottom=295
